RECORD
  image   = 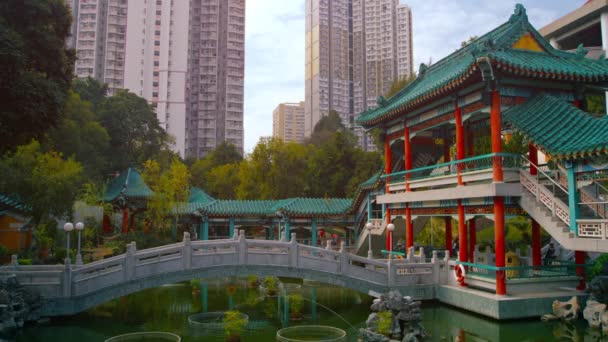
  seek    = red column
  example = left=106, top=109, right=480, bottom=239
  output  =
left=102, top=214, right=111, bottom=234
left=529, top=143, right=538, bottom=175
left=122, top=208, right=129, bottom=234
left=129, top=211, right=136, bottom=230
left=573, top=99, right=581, bottom=108
left=469, top=218, right=476, bottom=263
left=576, top=251, right=586, bottom=290
left=458, top=200, right=467, bottom=264
left=445, top=218, right=452, bottom=256
left=455, top=101, right=465, bottom=186
left=494, top=196, right=506, bottom=295
left=532, top=221, right=541, bottom=266
left=491, top=90, right=503, bottom=182
left=385, top=138, right=392, bottom=190
left=406, top=205, right=413, bottom=249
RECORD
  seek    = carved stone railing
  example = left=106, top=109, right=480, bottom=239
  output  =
left=520, top=170, right=570, bottom=226
left=0, top=231, right=446, bottom=300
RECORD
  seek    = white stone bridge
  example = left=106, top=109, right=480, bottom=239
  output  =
left=0, top=232, right=444, bottom=316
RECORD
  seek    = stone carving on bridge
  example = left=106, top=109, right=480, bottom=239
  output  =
left=583, top=275, right=608, bottom=333
left=541, top=296, right=580, bottom=322
left=359, top=290, right=426, bottom=342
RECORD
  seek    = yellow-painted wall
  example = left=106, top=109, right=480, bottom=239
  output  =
left=0, top=214, right=32, bottom=252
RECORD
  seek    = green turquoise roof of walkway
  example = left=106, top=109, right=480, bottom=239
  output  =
left=356, top=4, right=608, bottom=128
left=0, top=193, right=30, bottom=213
left=103, top=168, right=154, bottom=202
left=504, top=93, right=608, bottom=160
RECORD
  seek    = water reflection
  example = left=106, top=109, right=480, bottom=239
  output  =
left=13, top=277, right=608, bottom=342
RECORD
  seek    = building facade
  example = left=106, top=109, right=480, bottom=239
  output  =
left=273, top=102, right=306, bottom=144
left=305, top=0, right=413, bottom=150
left=68, top=0, right=245, bottom=158
left=185, top=0, right=246, bottom=158
left=72, top=0, right=128, bottom=95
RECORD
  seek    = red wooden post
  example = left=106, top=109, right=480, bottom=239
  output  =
left=576, top=251, right=586, bottom=290
left=385, top=138, right=392, bottom=190
left=445, top=217, right=452, bottom=256
left=102, top=214, right=111, bottom=234
left=532, top=221, right=541, bottom=266
left=494, top=196, right=506, bottom=295
left=469, top=218, right=476, bottom=263
left=386, top=208, right=392, bottom=251
left=491, top=90, right=503, bottom=182
left=529, top=143, right=538, bottom=176
left=122, top=208, right=129, bottom=234
left=404, top=125, right=412, bottom=191
left=406, top=205, right=413, bottom=249
left=458, top=200, right=467, bottom=266
left=455, top=101, right=465, bottom=186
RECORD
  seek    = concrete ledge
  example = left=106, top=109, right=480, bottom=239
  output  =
left=437, top=285, right=587, bottom=320
left=378, top=182, right=523, bottom=204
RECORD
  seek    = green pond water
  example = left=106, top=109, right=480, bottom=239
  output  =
left=12, top=278, right=606, bottom=342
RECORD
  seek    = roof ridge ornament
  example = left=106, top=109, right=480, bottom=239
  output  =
left=575, top=44, right=588, bottom=58
left=418, top=63, right=428, bottom=77
left=509, top=4, right=527, bottom=22
left=377, top=96, right=387, bottom=107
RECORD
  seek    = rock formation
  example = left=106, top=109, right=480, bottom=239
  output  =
left=0, top=274, right=42, bottom=336
left=541, top=296, right=580, bottom=321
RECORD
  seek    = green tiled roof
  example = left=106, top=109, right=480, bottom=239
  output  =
left=189, top=187, right=215, bottom=204
left=504, top=93, right=608, bottom=160
left=103, top=168, right=154, bottom=202
left=277, top=198, right=353, bottom=216
left=201, top=200, right=280, bottom=217
left=0, top=193, right=30, bottom=213
left=356, top=4, right=608, bottom=128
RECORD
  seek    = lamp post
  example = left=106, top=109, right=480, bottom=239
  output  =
left=75, top=222, right=84, bottom=265
left=387, top=223, right=395, bottom=262
left=63, top=222, right=74, bottom=264
left=366, top=222, right=374, bottom=258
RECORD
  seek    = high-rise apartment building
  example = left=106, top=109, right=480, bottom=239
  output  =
left=68, top=0, right=246, bottom=158
left=73, top=0, right=128, bottom=95
left=273, top=102, right=306, bottom=144
left=124, top=0, right=190, bottom=156
left=185, top=0, right=246, bottom=158
left=305, top=0, right=413, bottom=150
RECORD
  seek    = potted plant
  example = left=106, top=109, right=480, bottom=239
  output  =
left=223, top=310, right=247, bottom=342
left=0, top=244, right=9, bottom=264
left=377, top=311, right=393, bottom=338
left=263, top=276, right=278, bottom=296
left=247, top=274, right=258, bottom=288
left=34, top=225, right=53, bottom=260
left=289, top=293, right=304, bottom=321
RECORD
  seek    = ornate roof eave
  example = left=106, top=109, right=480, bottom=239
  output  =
left=359, top=65, right=480, bottom=129
left=494, top=60, right=608, bottom=83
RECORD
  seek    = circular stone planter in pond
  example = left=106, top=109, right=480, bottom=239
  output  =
left=188, top=312, right=249, bottom=332
left=276, top=325, right=347, bottom=342
left=104, top=332, right=181, bottom=342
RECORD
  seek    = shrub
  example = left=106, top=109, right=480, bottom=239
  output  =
left=263, top=276, right=278, bottom=290
left=589, top=254, right=608, bottom=281
left=223, top=310, right=247, bottom=338
left=377, top=311, right=393, bottom=336
left=289, top=293, right=304, bottom=314
left=0, top=244, right=8, bottom=257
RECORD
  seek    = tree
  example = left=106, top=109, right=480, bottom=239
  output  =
left=0, top=140, right=83, bottom=223
left=97, top=90, right=169, bottom=173
left=72, top=77, right=108, bottom=112
left=142, top=158, right=190, bottom=232
left=0, top=0, right=76, bottom=152
left=46, top=91, right=110, bottom=181
left=385, top=75, right=417, bottom=98
left=190, top=142, right=242, bottom=189
left=205, top=163, right=241, bottom=199
left=307, top=110, right=345, bottom=146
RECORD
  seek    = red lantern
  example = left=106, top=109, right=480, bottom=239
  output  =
left=318, top=229, right=324, bottom=237
left=331, top=233, right=338, bottom=239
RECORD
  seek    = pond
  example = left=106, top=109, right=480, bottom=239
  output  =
left=13, top=277, right=604, bottom=341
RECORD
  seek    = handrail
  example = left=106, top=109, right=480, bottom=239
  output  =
left=455, top=260, right=589, bottom=271
left=520, top=155, right=568, bottom=195
left=381, top=152, right=520, bottom=179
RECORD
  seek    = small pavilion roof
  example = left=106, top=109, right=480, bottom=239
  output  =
left=189, top=187, right=215, bottom=204
left=504, top=93, right=608, bottom=160
left=0, top=193, right=30, bottom=213
left=356, top=4, right=608, bottom=128
left=103, top=168, right=154, bottom=202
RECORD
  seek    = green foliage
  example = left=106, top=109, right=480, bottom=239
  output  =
left=589, top=254, right=608, bottom=281
left=223, top=310, right=247, bottom=337
left=263, top=276, right=278, bottom=290
left=204, top=163, right=241, bottom=199
left=18, top=258, right=32, bottom=265
left=385, top=75, right=416, bottom=99
left=72, top=77, right=107, bottom=112
left=34, top=223, right=53, bottom=250
left=190, top=279, right=202, bottom=288
left=247, top=275, right=258, bottom=286
left=46, top=91, right=110, bottom=181
left=308, top=110, right=345, bottom=146
left=0, top=0, right=76, bottom=152
left=377, top=310, right=393, bottom=336
left=0, top=244, right=8, bottom=257
left=104, top=240, right=126, bottom=256
left=0, top=140, right=83, bottom=223
left=143, top=158, right=190, bottom=232
left=503, top=132, right=528, bottom=155
left=288, top=293, right=304, bottom=314
left=415, top=217, right=451, bottom=248
left=96, top=90, right=169, bottom=173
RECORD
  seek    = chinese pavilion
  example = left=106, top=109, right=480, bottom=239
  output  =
left=356, top=4, right=608, bottom=295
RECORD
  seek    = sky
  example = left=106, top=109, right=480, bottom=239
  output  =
left=243, top=0, right=587, bottom=153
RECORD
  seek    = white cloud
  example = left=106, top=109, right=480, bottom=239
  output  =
left=244, top=0, right=586, bottom=152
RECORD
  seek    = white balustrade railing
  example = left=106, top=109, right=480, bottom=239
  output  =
left=520, top=170, right=570, bottom=226
left=577, top=219, right=608, bottom=239
left=0, top=231, right=449, bottom=300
